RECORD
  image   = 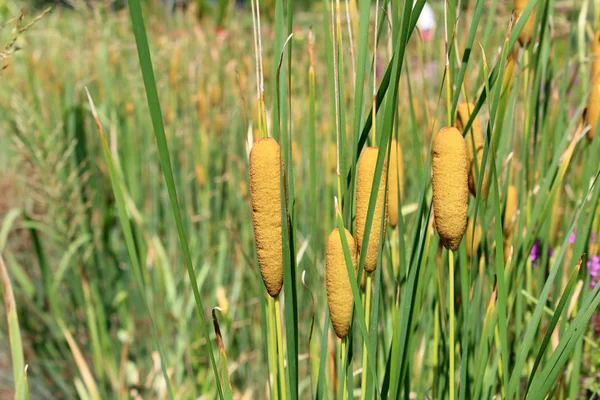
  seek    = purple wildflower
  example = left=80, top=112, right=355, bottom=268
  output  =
left=569, top=229, right=576, bottom=244
left=587, top=255, right=600, bottom=289
left=531, top=240, right=540, bottom=267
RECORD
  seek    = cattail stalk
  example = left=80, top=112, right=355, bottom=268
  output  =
left=274, top=296, right=287, bottom=400
left=267, top=296, right=280, bottom=400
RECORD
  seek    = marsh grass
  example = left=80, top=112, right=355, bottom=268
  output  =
left=1, top=0, right=600, bottom=398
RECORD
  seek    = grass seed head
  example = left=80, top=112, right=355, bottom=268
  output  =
left=355, top=147, right=388, bottom=272
left=387, top=139, right=404, bottom=229
left=432, top=127, right=469, bottom=251
left=326, top=228, right=357, bottom=339
left=455, top=102, right=486, bottom=197
left=250, top=137, right=283, bottom=297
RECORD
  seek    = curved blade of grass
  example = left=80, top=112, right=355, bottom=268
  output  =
left=527, top=261, right=600, bottom=396
left=0, top=254, right=28, bottom=400
left=86, top=89, right=174, bottom=399
left=525, top=255, right=583, bottom=395
left=212, top=308, right=234, bottom=400
left=124, top=1, right=223, bottom=397
left=57, top=318, right=101, bottom=400
left=0, top=208, right=21, bottom=252
left=449, top=0, right=485, bottom=116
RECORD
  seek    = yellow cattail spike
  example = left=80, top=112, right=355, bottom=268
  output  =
left=514, top=0, right=536, bottom=47
left=328, top=143, right=337, bottom=173
left=432, top=127, right=469, bottom=251
left=503, top=184, right=518, bottom=239
left=388, top=139, right=404, bottom=229
left=466, top=219, right=483, bottom=258
left=455, top=102, right=486, bottom=197
left=169, top=44, right=180, bottom=88
left=502, top=52, right=516, bottom=95
left=326, top=228, right=358, bottom=339
left=588, top=31, right=600, bottom=142
left=249, top=137, right=284, bottom=297
left=355, top=147, right=388, bottom=272
left=195, top=164, right=206, bottom=188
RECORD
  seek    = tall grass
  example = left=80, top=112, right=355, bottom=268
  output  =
left=1, top=0, right=600, bottom=398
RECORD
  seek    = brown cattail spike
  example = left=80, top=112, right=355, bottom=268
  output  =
left=249, top=137, right=284, bottom=297
left=388, top=139, right=404, bottom=229
left=326, top=228, right=358, bottom=339
left=355, top=147, right=388, bottom=272
left=455, top=102, right=486, bottom=197
left=588, top=31, right=600, bottom=142
left=432, top=127, right=469, bottom=251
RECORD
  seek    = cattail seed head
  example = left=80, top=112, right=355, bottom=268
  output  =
left=514, top=0, right=536, bottom=47
left=466, top=219, right=483, bottom=258
left=250, top=137, right=283, bottom=297
left=503, top=185, right=518, bottom=239
left=588, top=31, right=600, bottom=142
left=326, top=228, right=358, bottom=339
left=432, top=127, right=469, bottom=251
left=455, top=102, right=486, bottom=197
left=355, top=147, right=387, bottom=272
left=388, top=139, right=404, bottom=229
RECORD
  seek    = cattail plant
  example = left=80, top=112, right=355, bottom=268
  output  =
left=514, top=0, right=536, bottom=46
left=432, top=126, right=468, bottom=400
left=588, top=30, right=600, bottom=142
left=432, top=127, right=469, bottom=251
left=326, top=228, right=358, bottom=339
left=355, top=147, right=388, bottom=271
left=249, top=137, right=284, bottom=298
left=455, top=102, right=486, bottom=197
left=387, top=138, right=404, bottom=229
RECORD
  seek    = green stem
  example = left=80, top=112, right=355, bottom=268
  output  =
left=341, top=337, right=348, bottom=400
left=275, top=296, right=288, bottom=400
left=449, top=249, right=455, bottom=400
left=268, top=296, right=280, bottom=400
left=360, top=272, right=373, bottom=400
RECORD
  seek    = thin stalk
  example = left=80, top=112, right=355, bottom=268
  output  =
left=360, top=272, right=373, bottom=400
left=275, top=296, right=288, bottom=400
left=448, top=249, right=455, bottom=400
left=268, top=296, right=280, bottom=400
left=341, top=337, right=348, bottom=400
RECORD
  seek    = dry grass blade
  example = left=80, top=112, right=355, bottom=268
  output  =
left=212, top=308, right=233, bottom=399
left=0, top=254, right=27, bottom=399
left=57, top=319, right=100, bottom=400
